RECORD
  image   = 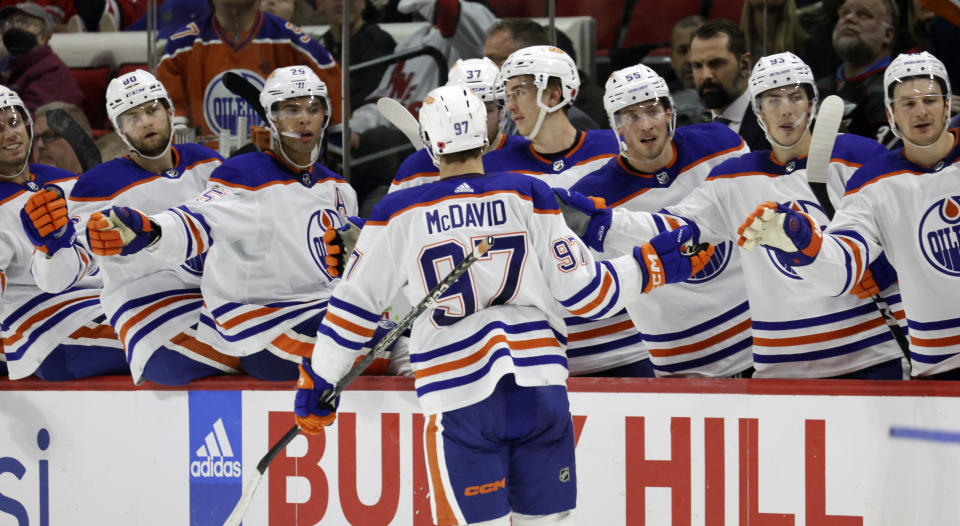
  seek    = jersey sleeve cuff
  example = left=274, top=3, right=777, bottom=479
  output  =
left=145, top=211, right=189, bottom=264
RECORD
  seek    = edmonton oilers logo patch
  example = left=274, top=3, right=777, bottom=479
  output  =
left=203, top=69, right=265, bottom=136
left=307, top=208, right=345, bottom=279
left=687, top=240, right=733, bottom=284
left=763, top=199, right=825, bottom=280
left=918, top=195, right=960, bottom=277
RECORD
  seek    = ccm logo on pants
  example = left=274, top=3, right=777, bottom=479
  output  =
left=464, top=478, right=506, bottom=496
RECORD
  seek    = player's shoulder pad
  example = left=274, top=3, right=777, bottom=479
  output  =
left=578, top=129, right=620, bottom=158
left=704, top=150, right=772, bottom=181
left=568, top=156, right=623, bottom=197
left=497, top=134, right=527, bottom=151
left=368, top=171, right=558, bottom=224
left=208, top=152, right=284, bottom=190
left=394, top=148, right=437, bottom=183
left=674, top=122, right=746, bottom=169
left=259, top=11, right=335, bottom=64
left=310, top=162, right=347, bottom=184
left=830, top=133, right=888, bottom=168
left=843, top=149, right=912, bottom=194
left=70, top=157, right=156, bottom=201
left=176, top=143, right=225, bottom=167
left=29, top=164, right=78, bottom=187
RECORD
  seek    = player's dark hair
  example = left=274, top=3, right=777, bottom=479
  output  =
left=691, top=18, right=748, bottom=58
left=440, top=146, right=484, bottom=164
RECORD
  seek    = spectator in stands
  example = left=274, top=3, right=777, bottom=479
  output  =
left=157, top=0, right=343, bottom=142
left=741, top=0, right=808, bottom=59
left=317, top=0, right=396, bottom=112
left=262, top=0, right=297, bottom=22
left=32, top=101, right=90, bottom=174
left=0, top=0, right=79, bottom=32
left=483, top=18, right=599, bottom=133
left=0, top=2, right=82, bottom=112
left=689, top=18, right=770, bottom=151
left=125, top=0, right=211, bottom=39
left=669, top=15, right=708, bottom=127
left=817, top=0, right=898, bottom=147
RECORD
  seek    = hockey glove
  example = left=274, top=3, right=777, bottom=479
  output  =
left=294, top=358, right=339, bottom=434
left=554, top=188, right=611, bottom=252
left=634, top=225, right=715, bottom=293
left=323, top=227, right=344, bottom=277
left=87, top=206, right=156, bottom=256
left=850, top=252, right=898, bottom=299
left=737, top=201, right=822, bottom=266
left=20, top=186, right=76, bottom=255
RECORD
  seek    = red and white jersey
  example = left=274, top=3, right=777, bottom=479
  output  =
left=158, top=10, right=343, bottom=136
left=146, top=151, right=358, bottom=360
left=31, top=144, right=238, bottom=383
left=573, top=123, right=752, bottom=377
left=311, top=172, right=642, bottom=413
left=1, top=166, right=121, bottom=378
left=797, top=134, right=960, bottom=376
left=611, top=133, right=903, bottom=378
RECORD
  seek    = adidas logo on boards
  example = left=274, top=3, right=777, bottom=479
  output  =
left=190, top=417, right=241, bottom=478
left=455, top=182, right=474, bottom=193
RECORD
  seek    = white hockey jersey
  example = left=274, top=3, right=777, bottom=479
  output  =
left=571, top=123, right=753, bottom=377
left=1, top=166, right=122, bottom=379
left=311, top=172, right=642, bottom=413
left=610, top=133, right=904, bottom=378
left=796, top=134, right=960, bottom=376
left=389, top=134, right=527, bottom=192
left=145, top=151, right=358, bottom=360
left=483, top=129, right=619, bottom=190
left=31, top=144, right=241, bottom=383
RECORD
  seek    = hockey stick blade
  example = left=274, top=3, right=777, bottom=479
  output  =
left=222, top=236, right=495, bottom=526
left=223, top=72, right=268, bottom=124
left=45, top=109, right=101, bottom=172
left=377, top=97, right=424, bottom=149
left=807, top=95, right=844, bottom=185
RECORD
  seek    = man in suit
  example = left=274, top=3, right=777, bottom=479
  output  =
left=689, top=18, right=770, bottom=151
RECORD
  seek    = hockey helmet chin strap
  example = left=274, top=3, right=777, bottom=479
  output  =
left=122, top=111, right=175, bottom=161
left=269, top=120, right=324, bottom=172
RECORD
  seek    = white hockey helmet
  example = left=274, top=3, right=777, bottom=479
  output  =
left=0, top=84, right=32, bottom=173
left=418, top=85, right=488, bottom=167
left=748, top=52, right=818, bottom=149
left=500, top=45, right=580, bottom=140
left=259, top=65, right=331, bottom=169
left=105, top=69, right=175, bottom=159
left=603, top=64, right=676, bottom=156
left=883, top=52, right=952, bottom=145
left=448, top=57, right=501, bottom=103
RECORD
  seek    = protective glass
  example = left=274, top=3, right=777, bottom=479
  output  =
left=117, top=100, right=167, bottom=131
left=757, top=86, right=811, bottom=111
left=0, top=107, right=24, bottom=133
left=273, top=96, right=328, bottom=121
left=891, top=79, right=948, bottom=111
left=614, top=100, right=668, bottom=126
left=504, top=81, right=536, bottom=104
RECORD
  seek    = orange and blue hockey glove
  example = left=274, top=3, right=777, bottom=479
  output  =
left=294, top=358, right=339, bottom=434
left=737, top=201, right=822, bottom=266
left=20, top=185, right=76, bottom=254
left=634, top=225, right=714, bottom=293
left=554, top=188, right=611, bottom=251
left=86, top=206, right=156, bottom=256
left=850, top=252, right=898, bottom=299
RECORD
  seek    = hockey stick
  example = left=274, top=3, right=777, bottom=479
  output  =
left=807, top=95, right=910, bottom=357
left=377, top=97, right=424, bottom=149
left=45, top=109, right=101, bottom=172
left=222, top=72, right=268, bottom=124
left=222, top=235, right=495, bottom=526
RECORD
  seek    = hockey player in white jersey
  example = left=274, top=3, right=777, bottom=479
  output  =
left=29, top=70, right=241, bottom=385
left=740, top=51, right=960, bottom=379
left=293, top=84, right=715, bottom=525
left=483, top=45, right=619, bottom=189
left=390, top=57, right=526, bottom=192
left=563, top=64, right=753, bottom=377
left=87, top=66, right=367, bottom=381
left=0, top=86, right=127, bottom=380
left=573, top=52, right=905, bottom=378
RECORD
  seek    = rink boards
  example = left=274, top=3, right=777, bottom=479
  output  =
left=0, top=376, right=959, bottom=525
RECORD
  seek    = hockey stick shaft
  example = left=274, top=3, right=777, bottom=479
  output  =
left=222, top=235, right=495, bottom=526
left=44, top=109, right=101, bottom=172
left=222, top=72, right=268, bottom=125
left=377, top=97, right=424, bottom=149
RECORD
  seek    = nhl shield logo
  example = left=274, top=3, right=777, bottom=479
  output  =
left=553, top=159, right=565, bottom=172
left=918, top=195, right=960, bottom=277
left=559, top=467, right=570, bottom=482
left=656, top=171, right=669, bottom=184
left=25, top=181, right=40, bottom=191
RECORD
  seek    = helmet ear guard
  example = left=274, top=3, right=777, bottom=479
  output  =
left=883, top=51, right=953, bottom=148
left=259, top=65, right=332, bottom=170
left=418, top=85, right=488, bottom=167
left=747, top=52, right=818, bottom=149
left=105, top=69, right=175, bottom=160
left=602, top=64, right=676, bottom=159
left=500, top=45, right=580, bottom=140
